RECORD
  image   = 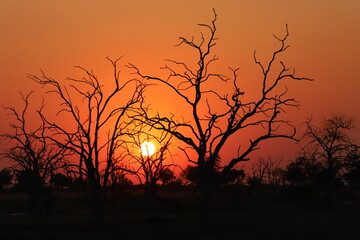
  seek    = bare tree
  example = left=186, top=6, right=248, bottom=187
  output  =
left=303, top=114, right=358, bottom=197
left=107, top=162, right=133, bottom=206
left=248, top=158, right=268, bottom=185
left=129, top=10, right=311, bottom=217
left=0, top=92, right=68, bottom=213
left=28, top=57, right=146, bottom=221
left=247, top=157, right=284, bottom=186
left=126, top=122, right=175, bottom=196
left=264, top=157, right=284, bottom=186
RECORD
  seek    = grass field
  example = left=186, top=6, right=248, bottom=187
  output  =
left=1, top=186, right=360, bottom=239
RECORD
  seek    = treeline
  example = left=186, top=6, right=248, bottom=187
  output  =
left=1, top=134, right=359, bottom=192
left=0, top=11, right=358, bottom=222
left=0, top=124, right=359, bottom=216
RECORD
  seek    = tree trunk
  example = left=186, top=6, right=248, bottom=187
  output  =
left=197, top=163, right=215, bottom=229
left=325, top=156, right=335, bottom=200
left=144, top=181, right=158, bottom=197
left=89, top=178, right=104, bottom=223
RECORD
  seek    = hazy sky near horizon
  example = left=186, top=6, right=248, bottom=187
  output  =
left=1, top=0, right=359, bottom=169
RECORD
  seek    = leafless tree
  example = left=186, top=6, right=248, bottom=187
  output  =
left=129, top=10, right=311, bottom=216
left=0, top=92, right=68, bottom=213
left=248, top=158, right=268, bottom=185
left=107, top=161, right=133, bottom=206
left=303, top=114, right=358, bottom=197
left=264, top=157, right=284, bottom=186
left=248, top=157, right=284, bottom=186
left=28, top=57, right=146, bottom=221
left=125, top=122, right=175, bottom=196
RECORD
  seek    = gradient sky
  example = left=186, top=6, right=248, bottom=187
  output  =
left=1, top=0, right=359, bottom=170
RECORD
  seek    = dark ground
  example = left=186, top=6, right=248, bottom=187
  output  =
left=1, top=186, right=359, bottom=239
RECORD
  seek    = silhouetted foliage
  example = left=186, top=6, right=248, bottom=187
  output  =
left=284, top=156, right=323, bottom=186
left=0, top=167, right=13, bottom=190
left=15, top=169, right=53, bottom=213
left=302, top=114, right=357, bottom=197
left=181, top=165, right=199, bottom=185
left=182, top=163, right=244, bottom=186
left=16, top=169, right=43, bottom=189
left=50, top=172, right=73, bottom=189
left=222, top=169, right=245, bottom=185
left=246, top=175, right=263, bottom=187
left=342, top=146, right=360, bottom=185
left=70, top=177, right=89, bottom=190
left=159, top=167, right=176, bottom=185
left=181, top=161, right=221, bottom=186
left=164, top=177, right=183, bottom=188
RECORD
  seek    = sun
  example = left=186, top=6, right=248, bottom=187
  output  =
left=140, top=141, right=156, bottom=156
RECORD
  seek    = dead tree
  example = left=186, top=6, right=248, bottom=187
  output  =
left=125, top=122, right=175, bottom=196
left=28, top=57, right=146, bottom=221
left=248, top=157, right=284, bottom=187
left=129, top=10, right=312, bottom=217
left=248, top=158, right=268, bottom=185
left=0, top=92, right=68, bottom=213
left=261, top=157, right=284, bottom=186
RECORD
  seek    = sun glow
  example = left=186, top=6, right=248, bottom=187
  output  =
left=140, top=141, right=156, bottom=156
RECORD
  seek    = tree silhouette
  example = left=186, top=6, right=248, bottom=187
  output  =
left=222, top=168, right=245, bottom=185
left=181, top=165, right=198, bottom=185
left=126, top=122, right=175, bottom=196
left=247, top=158, right=267, bottom=186
left=302, top=114, right=358, bottom=198
left=0, top=167, right=13, bottom=190
left=50, top=172, right=73, bottom=189
left=249, top=157, right=284, bottom=186
left=341, top=144, right=360, bottom=185
left=158, top=167, right=176, bottom=185
left=343, top=147, right=360, bottom=185
left=129, top=10, right=311, bottom=217
left=284, top=156, right=323, bottom=187
left=0, top=92, right=68, bottom=213
left=28, top=57, right=146, bottom=221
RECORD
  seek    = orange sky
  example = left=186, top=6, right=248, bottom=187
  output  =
left=1, top=0, right=359, bottom=171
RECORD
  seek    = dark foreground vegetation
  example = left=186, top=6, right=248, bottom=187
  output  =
left=1, top=185, right=360, bottom=239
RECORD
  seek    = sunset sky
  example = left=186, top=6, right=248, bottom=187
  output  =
left=1, top=0, right=359, bottom=171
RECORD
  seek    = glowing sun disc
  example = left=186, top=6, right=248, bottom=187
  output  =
left=140, top=141, right=156, bottom=156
